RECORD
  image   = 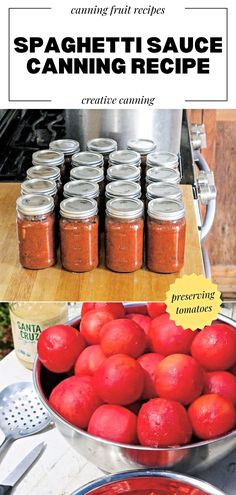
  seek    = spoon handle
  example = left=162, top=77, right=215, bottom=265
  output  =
left=0, top=436, right=12, bottom=457
left=0, top=485, right=12, bottom=495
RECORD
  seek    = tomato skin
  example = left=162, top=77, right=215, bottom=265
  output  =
left=80, top=310, right=115, bottom=345
left=188, top=394, right=236, bottom=440
left=147, top=302, right=167, bottom=319
left=74, top=345, right=106, bottom=376
left=137, top=398, right=192, bottom=447
left=155, top=354, right=204, bottom=405
left=88, top=404, right=137, bottom=444
left=149, top=313, right=196, bottom=356
left=126, top=314, right=152, bottom=350
left=203, top=371, right=236, bottom=406
left=49, top=375, right=102, bottom=429
left=100, top=319, right=146, bottom=358
left=137, top=353, right=164, bottom=399
left=191, top=324, right=236, bottom=371
left=81, top=303, right=125, bottom=319
left=37, top=325, right=86, bottom=373
left=94, top=354, right=145, bottom=405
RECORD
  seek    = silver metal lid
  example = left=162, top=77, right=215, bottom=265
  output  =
left=106, top=181, right=141, bottom=199
left=127, top=138, right=156, bottom=155
left=70, top=166, right=104, bottom=183
left=109, top=150, right=141, bottom=166
left=147, top=151, right=179, bottom=168
left=27, top=165, right=60, bottom=182
left=146, top=182, right=182, bottom=201
left=32, top=149, right=64, bottom=167
left=16, top=194, right=54, bottom=216
left=21, top=179, right=57, bottom=196
left=63, top=180, right=99, bottom=199
left=60, top=197, right=98, bottom=219
left=72, top=151, right=104, bottom=168
left=107, top=164, right=141, bottom=181
left=106, top=198, right=144, bottom=219
left=87, top=138, right=117, bottom=154
left=49, top=139, right=80, bottom=156
left=148, top=198, right=185, bottom=221
left=146, top=166, right=180, bottom=184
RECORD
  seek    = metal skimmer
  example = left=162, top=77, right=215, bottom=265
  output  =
left=0, top=382, right=52, bottom=455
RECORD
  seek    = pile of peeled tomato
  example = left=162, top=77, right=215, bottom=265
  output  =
left=37, top=302, right=236, bottom=448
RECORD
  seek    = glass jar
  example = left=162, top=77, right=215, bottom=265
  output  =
left=105, top=181, right=142, bottom=201
left=32, top=149, right=66, bottom=181
left=105, top=198, right=144, bottom=273
left=16, top=194, right=57, bottom=269
left=21, top=178, right=59, bottom=213
left=27, top=165, right=62, bottom=196
left=60, top=197, right=99, bottom=272
left=70, top=166, right=104, bottom=194
left=146, top=166, right=180, bottom=185
left=108, top=149, right=141, bottom=168
left=146, top=182, right=182, bottom=202
left=147, top=198, right=186, bottom=273
left=9, top=302, right=68, bottom=370
left=107, top=164, right=141, bottom=183
left=87, top=138, right=117, bottom=169
left=127, top=138, right=156, bottom=166
left=72, top=151, right=104, bottom=169
left=49, top=139, right=80, bottom=182
left=146, top=151, right=179, bottom=170
left=63, top=180, right=99, bottom=201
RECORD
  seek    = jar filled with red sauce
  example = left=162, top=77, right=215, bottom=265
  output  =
left=146, top=151, right=179, bottom=171
left=70, top=166, right=104, bottom=195
left=147, top=198, right=186, bottom=273
left=146, top=166, right=180, bottom=186
left=105, top=180, right=142, bottom=201
left=32, top=149, right=66, bottom=183
left=105, top=198, right=144, bottom=272
left=49, top=139, right=80, bottom=182
left=146, top=182, right=182, bottom=202
left=16, top=194, right=57, bottom=270
left=108, top=149, right=141, bottom=168
left=21, top=178, right=59, bottom=215
left=87, top=138, right=117, bottom=170
left=60, top=197, right=99, bottom=272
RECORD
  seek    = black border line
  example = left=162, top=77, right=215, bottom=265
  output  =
left=8, top=7, right=52, bottom=102
left=184, top=7, right=228, bottom=102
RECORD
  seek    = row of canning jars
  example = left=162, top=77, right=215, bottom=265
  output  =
left=16, top=193, right=186, bottom=274
left=16, top=137, right=185, bottom=274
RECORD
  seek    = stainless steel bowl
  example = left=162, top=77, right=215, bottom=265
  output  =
left=71, top=469, right=226, bottom=495
left=33, top=306, right=236, bottom=474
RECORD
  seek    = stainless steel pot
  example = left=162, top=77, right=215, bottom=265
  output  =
left=71, top=469, right=226, bottom=495
left=33, top=307, right=236, bottom=475
left=64, top=110, right=182, bottom=153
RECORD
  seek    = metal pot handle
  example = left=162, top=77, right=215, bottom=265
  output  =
left=194, top=150, right=217, bottom=242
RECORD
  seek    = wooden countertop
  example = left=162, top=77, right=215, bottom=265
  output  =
left=0, top=184, right=204, bottom=301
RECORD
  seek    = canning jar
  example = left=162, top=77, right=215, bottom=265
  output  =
left=87, top=138, right=117, bottom=169
left=107, top=164, right=141, bottom=183
left=108, top=149, right=141, bottom=168
left=127, top=138, right=156, bottom=166
left=21, top=178, right=59, bottom=213
left=27, top=165, right=62, bottom=195
left=49, top=139, right=80, bottom=181
left=146, top=166, right=180, bottom=185
left=146, top=182, right=182, bottom=202
left=105, top=198, right=144, bottom=272
left=72, top=151, right=104, bottom=169
left=9, top=302, right=68, bottom=370
left=63, top=180, right=99, bottom=201
left=70, top=166, right=104, bottom=194
left=16, top=194, right=57, bottom=269
left=32, top=149, right=66, bottom=181
left=60, top=197, right=99, bottom=272
left=147, top=198, right=186, bottom=273
left=105, top=181, right=141, bottom=201
left=146, top=151, right=179, bottom=170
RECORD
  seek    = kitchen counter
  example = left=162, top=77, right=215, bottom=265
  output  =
left=0, top=351, right=235, bottom=495
left=0, top=183, right=204, bottom=301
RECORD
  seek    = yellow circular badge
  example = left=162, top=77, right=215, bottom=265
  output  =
left=165, top=274, right=222, bottom=330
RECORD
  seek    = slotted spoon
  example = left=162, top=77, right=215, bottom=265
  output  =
left=0, top=381, right=52, bottom=456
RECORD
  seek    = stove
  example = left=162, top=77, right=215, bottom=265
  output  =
left=0, top=109, right=195, bottom=184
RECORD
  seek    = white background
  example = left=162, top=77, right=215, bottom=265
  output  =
left=0, top=0, right=235, bottom=109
